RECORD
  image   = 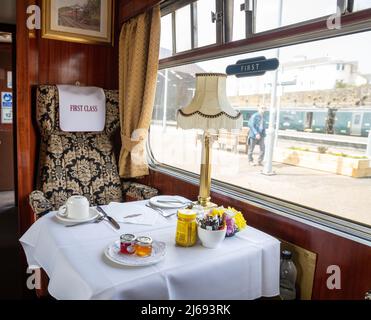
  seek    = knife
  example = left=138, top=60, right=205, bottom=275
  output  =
left=96, top=206, right=120, bottom=230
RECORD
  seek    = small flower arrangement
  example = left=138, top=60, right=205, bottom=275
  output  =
left=197, top=208, right=226, bottom=231
left=197, top=206, right=247, bottom=237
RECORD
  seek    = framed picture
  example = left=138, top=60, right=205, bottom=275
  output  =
left=42, top=0, right=114, bottom=45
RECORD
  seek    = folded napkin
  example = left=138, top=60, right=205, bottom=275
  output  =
left=105, top=202, right=158, bottom=226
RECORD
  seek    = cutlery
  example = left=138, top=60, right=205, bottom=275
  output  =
left=96, top=206, right=121, bottom=230
left=156, top=199, right=187, bottom=204
left=66, top=215, right=104, bottom=227
left=145, top=203, right=177, bottom=218
left=122, top=214, right=142, bottom=219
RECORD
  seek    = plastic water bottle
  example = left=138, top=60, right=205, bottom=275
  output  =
left=280, top=250, right=297, bottom=300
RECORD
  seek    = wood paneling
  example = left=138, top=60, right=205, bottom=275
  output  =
left=136, top=170, right=371, bottom=300
left=0, top=131, right=14, bottom=190
left=119, top=0, right=161, bottom=24
left=37, top=38, right=118, bottom=88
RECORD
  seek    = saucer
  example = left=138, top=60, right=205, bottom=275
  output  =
left=104, top=240, right=166, bottom=267
left=55, top=207, right=100, bottom=224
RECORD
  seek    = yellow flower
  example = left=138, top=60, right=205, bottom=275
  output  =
left=234, top=212, right=247, bottom=230
left=210, top=208, right=224, bottom=217
left=227, top=207, right=247, bottom=231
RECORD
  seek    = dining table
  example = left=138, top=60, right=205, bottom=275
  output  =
left=19, top=199, right=280, bottom=300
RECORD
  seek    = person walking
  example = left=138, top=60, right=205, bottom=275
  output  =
left=248, top=107, right=266, bottom=166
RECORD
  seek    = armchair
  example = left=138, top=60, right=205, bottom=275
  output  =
left=29, top=85, right=158, bottom=218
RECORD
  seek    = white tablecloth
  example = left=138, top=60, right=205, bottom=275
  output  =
left=20, top=200, right=280, bottom=300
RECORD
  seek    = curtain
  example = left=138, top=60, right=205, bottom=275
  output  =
left=118, top=5, right=161, bottom=178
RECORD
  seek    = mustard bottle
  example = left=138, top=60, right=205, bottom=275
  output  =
left=175, top=209, right=197, bottom=247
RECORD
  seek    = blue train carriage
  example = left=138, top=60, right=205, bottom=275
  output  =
left=279, top=109, right=306, bottom=131
left=238, top=107, right=258, bottom=127
left=238, top=107, right=270, bottom=129
left=334, top=108, right=371, bottom=137
left=278, top=108, right=329, bottom=133
left=309, top=109, right=329, bottom=133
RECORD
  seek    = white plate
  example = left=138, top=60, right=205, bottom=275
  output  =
left=104, top=240, right=166, bottom=267
left=149, top=195, right=190, bottom=209
left=55, top=207, right=100, bottom=224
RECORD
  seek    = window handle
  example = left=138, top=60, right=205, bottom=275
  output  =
left=240, top=0, right=251, bottom=12
left=337, top=0, right=354, bottom=14
left=211, top=11, right=223, bottom=23
left=240, top=0, right=254, bottom=38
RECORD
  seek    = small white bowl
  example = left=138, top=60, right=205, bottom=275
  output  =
left=197, top=226, right=226, bottom=249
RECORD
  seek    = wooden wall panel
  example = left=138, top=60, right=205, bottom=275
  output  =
left=119, top=0, right=161, bottom=24
left=37, top=38, right=118, bottom=89
left=136, top=170, right=371, bottom=300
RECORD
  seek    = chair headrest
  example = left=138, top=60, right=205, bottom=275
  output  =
left=36, top=85, right=120, bottom=137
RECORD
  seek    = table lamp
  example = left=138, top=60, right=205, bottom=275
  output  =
left=177, top=73, right=243, bottom=208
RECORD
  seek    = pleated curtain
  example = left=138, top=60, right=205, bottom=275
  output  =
left=118, top=5, right=160, bottom=178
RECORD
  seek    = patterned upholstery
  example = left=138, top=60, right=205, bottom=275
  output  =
left=125, top=182, right=159, bottom=202
left=30, top=85, right=123, bottom=216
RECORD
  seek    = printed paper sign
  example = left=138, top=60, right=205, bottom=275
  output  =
left=1, top=92, right=12, bottom=124
left=57, top=85, right=106, bottom=132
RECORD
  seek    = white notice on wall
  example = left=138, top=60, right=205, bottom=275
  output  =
left=7, top=71, right=12, bottom=89
left=1, top=92, right=12, bottom=124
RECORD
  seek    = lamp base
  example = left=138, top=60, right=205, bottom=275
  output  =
left=195, top=197, right=218, bottom=210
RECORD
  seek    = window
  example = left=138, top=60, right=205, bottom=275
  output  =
left=160, top=0, right=217, bottom=56
left=196, top=0, right=217, bottom=47
left=160, top=0, right=371, bottom=59
left=175, top=5, right=192, bottom=52
left=256, top=0, right=338, bottom=33
left=151, top=30, right=371, bottom=229
left=160, top=14, right=173, bottom=59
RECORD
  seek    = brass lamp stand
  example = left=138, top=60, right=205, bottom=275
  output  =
left=176, top=73, right=243, bottom=209
left=198, top=131, right=217, bottom=209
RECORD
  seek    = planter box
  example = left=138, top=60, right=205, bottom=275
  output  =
left=274, top=148, right=371, bottom=178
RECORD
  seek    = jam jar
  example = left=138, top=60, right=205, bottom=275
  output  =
left=120, top=234, right=136, bottom=255
left=135, top=236, right=153, bottom=257
left=175, top=209, right=197, bottom=247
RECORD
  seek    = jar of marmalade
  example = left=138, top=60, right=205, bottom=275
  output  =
left=135, top=236, right=153, bottom=257
left=175, top=209, right=197, bottom=247
left=120, top=234, right=136, bottom=255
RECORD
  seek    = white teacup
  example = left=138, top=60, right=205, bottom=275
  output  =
left=58, top=195, right=90, bottom=220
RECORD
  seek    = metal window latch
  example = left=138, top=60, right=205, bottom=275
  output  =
left=211, top=11, right=223, bottom=23
left=240, top=0, right=251, bottom=12
left=240, top=0, right=254, bottom=38
left=337, top=0, right=354, bottom=14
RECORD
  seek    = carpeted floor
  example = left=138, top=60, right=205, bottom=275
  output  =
left=0, top=191, right=22, bottom=299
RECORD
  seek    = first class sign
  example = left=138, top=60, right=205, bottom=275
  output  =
left=57, top=85, right=106, bottom=132
left=69, top=104, right=99, bottom=112
left=226, top=56, right=279, bottom=78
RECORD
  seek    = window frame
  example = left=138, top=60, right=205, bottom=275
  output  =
left=151, top=5, right=371, bottom=244
left=160, top=4, right=371, bottom=68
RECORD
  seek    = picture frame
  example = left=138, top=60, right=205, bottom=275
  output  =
left=42, top=0, right=114, bottom=45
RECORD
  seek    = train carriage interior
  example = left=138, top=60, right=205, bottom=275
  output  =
left=0, top=0, right=370, bottom=306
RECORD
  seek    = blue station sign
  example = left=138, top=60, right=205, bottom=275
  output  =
left=226, top=56, right=279, bottom=77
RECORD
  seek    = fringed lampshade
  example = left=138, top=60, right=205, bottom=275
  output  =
left=177, top=73, right=243, bottom=208
left=177, top=73, right=243, bottom=131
